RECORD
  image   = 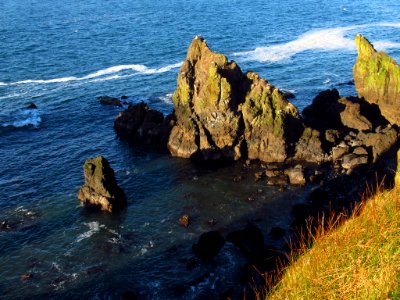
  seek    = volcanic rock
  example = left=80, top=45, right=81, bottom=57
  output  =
left=353, top=34, right=400, bottom=125
left=77, top=156, right=126, bottom=212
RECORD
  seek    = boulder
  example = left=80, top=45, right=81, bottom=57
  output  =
left=341, top=153, right=368, bottom=170
left=332, top=144, right=350, bottom=161
left=338, top=97, right=372, bottom=131
left=353, top=34, right=400, bottom=125
left=77, top=156, right=126, bottom=212
left=356, top=126, right=399, bottom=162
left=114, top=102, right=174, bottom=150
left=294, top=127, right=327, bottom=163
left=302, top=89, right=343, bottom=131
left=192, top=231, right=225, bottom=260
left=99, top=96, right=122, bottom=107
left=285, top=165, right=306, bottom=185
left=168, top=36, right=301, bottom=162
left=226, top=223, right=265, bottom=260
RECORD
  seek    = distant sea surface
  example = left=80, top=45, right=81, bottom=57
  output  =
left=1, top=1, right=400, bottom=299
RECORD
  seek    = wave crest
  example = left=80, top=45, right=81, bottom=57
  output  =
left=0, top=62, right=182, bottom=87
left=233, top=23, right=400, bottom=62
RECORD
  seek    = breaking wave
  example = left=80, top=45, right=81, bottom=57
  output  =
left=232, top=23, right=400, bottom=62
left=0, top=62, right=182, bottom=87
left=1, top=108, right=42, bottom=128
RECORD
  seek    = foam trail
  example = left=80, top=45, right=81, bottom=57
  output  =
left=233, top=26, right=357, bottom=62
left=0, top=62, right=182, bottom=87
left=233, top=23, right=400, bottom=63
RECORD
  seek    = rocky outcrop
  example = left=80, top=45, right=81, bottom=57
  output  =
left=114, top=102, right=175, bottom=150
left=168, top=36, right=301, bottom=162
left=77, top=156, right=126, bottom=212
left=353, top=34, right=400, bottom=125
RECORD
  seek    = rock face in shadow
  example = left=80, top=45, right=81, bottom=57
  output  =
left=168, top=36, right=301, bottom=162
left=114, top=102, right=175, bottom=150
left=77, top=156, right=126, bottom=212
left=353, top=34, right=400, bottom=125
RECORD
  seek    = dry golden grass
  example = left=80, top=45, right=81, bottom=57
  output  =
left=266, top=183, right=400, bottom=300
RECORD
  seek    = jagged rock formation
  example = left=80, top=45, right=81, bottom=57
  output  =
left=114, top=102, right=175, bottom=150
left=353, top=34, right=400, bottom=125
left=168, top=36, right=301, bottom=162
left=77, top=156, right=126, bottom=212
left=114, top=35, right=399, bottom=175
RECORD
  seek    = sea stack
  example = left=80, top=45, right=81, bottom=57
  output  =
left=353, top=34, right=400, bottom=125
left=168, top=36, right=301, bottom=162
left=77, top=156, right=126, bottom=212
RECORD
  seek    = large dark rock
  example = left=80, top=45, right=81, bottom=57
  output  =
left=353, top=34, right=400, bottom=125
left=114, top=102, right=174, bottom=150
left=226, top=223, right=264, bottom=261
left=168, top=36, right=301, bottom=162
left=77, top=156, right=126, bottom=212
left=192, top=231, right=225, bottom=260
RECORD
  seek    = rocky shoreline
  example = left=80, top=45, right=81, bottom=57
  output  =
left=86, top=34, right=400, bottom=298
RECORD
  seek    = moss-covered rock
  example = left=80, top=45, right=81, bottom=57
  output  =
left=168, top=36, right=301, bottom=162
left=242, top=72, right=300, bottom=162
left=353, top=34, right=400, bottom=125
left=77, top=156, right=126, bottom=212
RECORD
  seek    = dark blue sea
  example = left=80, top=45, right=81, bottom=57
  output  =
left=1, top=0, right=400, bottom=299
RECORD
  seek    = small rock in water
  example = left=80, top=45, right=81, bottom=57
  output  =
left=179, top=215, right=190, bottom=228
left=26, top=102, right=38, bottom=109
left=120, top=290, right=138, bottom=300
left=254, top=171, right=265, bottom=182
left=121, top=95, right=128, bottom=100
left=269, top=227, right=286, bottom=240
left=20, top=273, right=33, bottom=282
left=1, top=220, right=11, bottom=230
left=207, top=218, right=217, bottom=226
left=98, top=96, right=122, bottom=107
left=232, top=175, right=244, bottom=182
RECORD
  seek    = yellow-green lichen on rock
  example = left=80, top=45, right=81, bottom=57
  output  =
left=353, top=34, right=400, bottom=124
left=242, top=72, right=300, bottom=162
left=168, top=36, right=301, bottom=162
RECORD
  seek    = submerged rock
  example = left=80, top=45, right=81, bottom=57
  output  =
left=99, top=96, right=122, bottom=107
left=353, top=34, right=400, bottom=125
left=168, top=36, right=301, bottom=162
left=192, top=230, right=225, bottom=260
left=226, top=223, right=265, bottom=261
left=77, top=156, right=126, bottom=212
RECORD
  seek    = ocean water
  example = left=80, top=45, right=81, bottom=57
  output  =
left=1, top=0, right=400, bottom=299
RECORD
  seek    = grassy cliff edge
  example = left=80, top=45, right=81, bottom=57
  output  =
left=267, top=173, right=400, bottom=299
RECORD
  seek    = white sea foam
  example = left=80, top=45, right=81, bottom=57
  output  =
left=233, top=23, right=400, bottom=63
left=76, top=221, right=105, bottom=242
left=1, top=109, right=42, bottom=128
left=158, top=93, right=173, bottom=104
left=0, top=62, right=182, bottom=87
